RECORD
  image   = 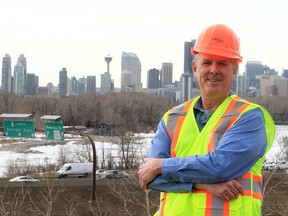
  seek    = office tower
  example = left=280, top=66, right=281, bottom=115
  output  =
left=77, top=77, right=86, bottom=95
left=18, top=54, right=27, bottom=93
left=67, top=77, right=72, bottom=96
left=38, top=86, right=49, bottom=96
left=35, top=76, right=39, bottom=94
left=101, top=72, right=114, bottom=94
left=183, top=40, right=197, bottom=87
left=257, top=75, right=277, bottom=96
left=275, top=77, right=288, bottom=97
left=235, top=75, right=250, bottom=97
left=104, top=55, right=112, bottom=74
left=47, top=82, right=54, bottom=96
left=121, top=70, right=133, bottom=91
left=87, top=76, right=96, bottom=94
left=121, top=51, right=141, bottom=92
left=26, top=73, right=38, bottom=95
left=263, top=65, right=278, bottom=76
left=180, top=40, right=196, bottom=101
left=183, top=41, right=194, bottom=75
left=161, top=62, right=173, bottom=86
left=1, top=54, right=12, bottom=93
left=180, top=73, right=193, bottom=102
left=245, top=61, right=264, bottom=89
left=18, top=54, right=27, bottom=75
left=147, top=68, right=160, bottom=89
left=13, top=61, right=25, bottom=95
left=283, top=69, right=288, bottom=78
left=59, top=68, right=68, bottom=96
left=71, top=76, right=78, bottom=95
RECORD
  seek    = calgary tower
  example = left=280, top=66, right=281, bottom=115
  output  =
left=104, top=55, right=113, bottom=74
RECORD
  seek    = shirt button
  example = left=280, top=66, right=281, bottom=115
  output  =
left=215, top=161, right=219, bottom=166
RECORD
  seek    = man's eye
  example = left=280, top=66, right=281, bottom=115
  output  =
left=219, top=62, right=228, bottom=66
left=202, top=62, right=210, bottom=65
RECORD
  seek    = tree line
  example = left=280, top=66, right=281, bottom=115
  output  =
left=0, top=92, right=287, bottom=133
left=0, top=92, right=174, bottom=133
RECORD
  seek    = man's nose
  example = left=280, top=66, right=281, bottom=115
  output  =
left=209, top=63, right=219, bottom=74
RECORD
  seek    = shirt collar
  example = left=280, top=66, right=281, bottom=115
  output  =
left=194, top=90, right=234, bottom=112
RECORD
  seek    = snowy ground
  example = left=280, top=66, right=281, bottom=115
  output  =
left=0, top=133, right=153, bottom=177
left=0, top=126, right=287, bottom=177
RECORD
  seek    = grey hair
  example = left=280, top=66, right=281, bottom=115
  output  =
left=193, top=53, right=238, bottom=66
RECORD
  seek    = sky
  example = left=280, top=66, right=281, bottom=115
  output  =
left=1, top=0, right=288, bottom=88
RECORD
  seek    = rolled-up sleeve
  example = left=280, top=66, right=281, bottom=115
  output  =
left=147, top=119, right=194, bottom=192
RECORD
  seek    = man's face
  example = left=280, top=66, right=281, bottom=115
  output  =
left=192, top=53, right=238, bottom=98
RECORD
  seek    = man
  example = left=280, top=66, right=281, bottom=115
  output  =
left=138, top=24, right=276, bottom=216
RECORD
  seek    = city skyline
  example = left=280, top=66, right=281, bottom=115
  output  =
left=1, top=0, right=288, bottom=88
left=2, top=52, right=287, bottom=100
left=0, top=51, right=284, bottom=90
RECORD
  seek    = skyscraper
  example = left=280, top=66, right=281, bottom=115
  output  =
left=121, top=70, right=133, bottom=91
left=101, top=72, right=114, bottom=94
left=18, top=54, right=27, bottom=93
left=183, top=41, right=195, bottom=76
left=77, top=77, right=86, bottom=95
left=147, top=68, right=160, bottom=89
left=59, top=68, right=67, bottom=96
left=283, top=69, right=288, bottom=78
left=121, top=51, right=141, bottom=92
left=87, top=76, right=96, bottom=94
left=13, top=61, right=25, bottom=95
left=245, top=61, right=264, bottom=89
left=1, top=54, right=12, bottom=93
left=180, top=40, right=196, bottom=101
left=161, top=63, right=173, bottom=86
left=71, top=76, right=78, bottom=95
left=26, top=73, right=38, bottom=95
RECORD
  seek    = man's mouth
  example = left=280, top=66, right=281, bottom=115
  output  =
left=207, top=78, right=220, bottom=82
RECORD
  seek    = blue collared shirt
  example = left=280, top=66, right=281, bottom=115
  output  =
left=146, top=97, right=267, bottom=192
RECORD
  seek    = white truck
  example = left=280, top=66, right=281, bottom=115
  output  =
left=56, top=163, right=93, bottom=178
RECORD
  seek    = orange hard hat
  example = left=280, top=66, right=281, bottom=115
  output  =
left=191, top=24, right=242, bottom=63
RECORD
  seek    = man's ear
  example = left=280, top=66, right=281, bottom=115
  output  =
left=233, top=64, right=239, bottom=75
left=192, top=61, right=197, bottom=76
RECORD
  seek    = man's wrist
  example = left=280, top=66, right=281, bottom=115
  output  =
left=154, top=159, right=164, bottom=174
left=193, top=183, right=206, bottom=190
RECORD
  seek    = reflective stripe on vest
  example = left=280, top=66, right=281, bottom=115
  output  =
left=159, top=95, right=265, bottom=216
left=166, top=99, right=194, bottom=158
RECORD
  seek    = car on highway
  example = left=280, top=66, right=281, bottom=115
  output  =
left=263, top=161, right=277, bottom=171
left=96, top=169, right=105, bottom=177
left=99, top=170, right=129, bottom=179
left=277, top=161, right=288, bottom=170
left=9, top=176, right=40, bottom=182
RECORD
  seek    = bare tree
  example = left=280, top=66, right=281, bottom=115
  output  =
left=0, top=93, right=18, bottom=113
left=0, top=185, right=31, bottom=216
left=56, top=145, right=72, bottom=167
left=104, top=180, right=158, bottom=216
left=114, top=127, right=144, bottom=170
left=262, top=134, right=288, bottom=215
left=29, top=180, right=66, bottom=216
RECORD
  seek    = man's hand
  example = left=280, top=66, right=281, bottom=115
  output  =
left=194, top=179, right=244, bottom=201
left=138, top=158, right=164, bottom=190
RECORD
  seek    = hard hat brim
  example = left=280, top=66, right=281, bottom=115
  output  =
left=191, top=47, right=242, bottom=63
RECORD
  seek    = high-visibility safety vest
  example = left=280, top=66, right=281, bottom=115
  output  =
left=154, top=94, right=276, bottom=216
